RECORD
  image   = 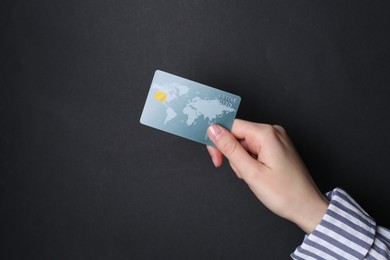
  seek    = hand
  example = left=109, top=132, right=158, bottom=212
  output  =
left=207, top=119, right=329, bottom=234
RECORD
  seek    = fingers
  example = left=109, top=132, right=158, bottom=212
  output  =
left=206, top=145, right=223, bottom=167
left=231, top=119, right=284, bottom=142
left=207, top=139, right=255, bottom=168
left=206, top=119, right=288, bottom=182
left=230, top=119, right=264, bottom=140
left=207, top=124, right=265, bottom=181
left=207, top=144, right=244, bottom=178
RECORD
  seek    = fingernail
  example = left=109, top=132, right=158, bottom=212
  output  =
left=208, top=125, right=222, bottom=139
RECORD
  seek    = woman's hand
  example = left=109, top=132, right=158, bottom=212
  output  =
left=207, top=119, right=329, bottom=234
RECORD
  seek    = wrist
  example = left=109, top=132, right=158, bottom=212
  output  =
left=293, top=194, right=329, bottom=234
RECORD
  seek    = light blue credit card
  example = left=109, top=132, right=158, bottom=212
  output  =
left=140, top=70, right=241, bottom=146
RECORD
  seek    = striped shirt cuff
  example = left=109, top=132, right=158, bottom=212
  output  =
left=291, top=187, right=377, bottom=260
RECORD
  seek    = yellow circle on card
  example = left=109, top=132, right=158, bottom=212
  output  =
left=154, top=91, right=167, bottom=102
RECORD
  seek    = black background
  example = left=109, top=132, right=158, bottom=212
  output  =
left=1, top=1, right=390, bottom=259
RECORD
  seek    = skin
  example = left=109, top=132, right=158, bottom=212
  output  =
left=207, top=119, right=329, bottom=234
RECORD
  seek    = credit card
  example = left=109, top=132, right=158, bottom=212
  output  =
left=140, top=70, right=241, bottom=146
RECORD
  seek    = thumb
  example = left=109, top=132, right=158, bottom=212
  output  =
left=207, top=124, right=262, bottom=181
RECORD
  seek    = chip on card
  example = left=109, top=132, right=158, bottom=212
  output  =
left=140, top=70, right=241, bottom=146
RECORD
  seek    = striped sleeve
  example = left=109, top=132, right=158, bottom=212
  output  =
left=291, top=187, right=390, bottom=260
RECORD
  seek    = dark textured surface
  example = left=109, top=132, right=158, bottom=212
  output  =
left=1, top=1, right=390, bottom=259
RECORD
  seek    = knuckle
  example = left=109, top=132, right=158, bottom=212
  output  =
left=263, top=124, right=278, bottom=136
left=273, top=124, right=286, bottom=134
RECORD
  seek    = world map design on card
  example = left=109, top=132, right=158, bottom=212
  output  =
left=140, top=70, right=241, bottom=146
